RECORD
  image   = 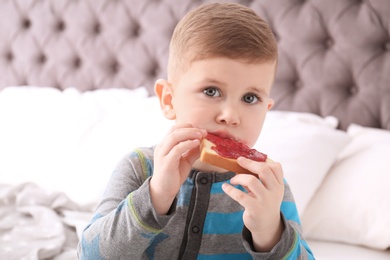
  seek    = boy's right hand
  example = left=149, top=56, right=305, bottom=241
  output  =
left=150, top=123, right=207, bottom=215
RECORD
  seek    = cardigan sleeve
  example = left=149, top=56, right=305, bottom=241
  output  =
left=77, top=147, right=176, bottom=259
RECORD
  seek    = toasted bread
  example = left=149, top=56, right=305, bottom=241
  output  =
left=200, top=137, right=268, bottom=174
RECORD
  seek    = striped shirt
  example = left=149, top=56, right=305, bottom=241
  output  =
left=78, top=147, right=314, bottom=259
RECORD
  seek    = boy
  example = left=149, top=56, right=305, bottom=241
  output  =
left=78, top=3, right=314, bottom=259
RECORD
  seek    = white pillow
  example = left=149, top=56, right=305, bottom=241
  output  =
left=301, top=124, right=390, bottom=250
left=255, top=111, right=350, bottom=215
left=0, top=86, right=153, bottom=205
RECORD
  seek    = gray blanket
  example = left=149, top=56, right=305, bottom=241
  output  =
left=0, top=183, right=95, bottom=260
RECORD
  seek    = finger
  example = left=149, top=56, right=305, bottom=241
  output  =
left=256, top=160, right=284, bottom=186
left=222, top=183, right=252, bottom=207
left=166, top=123, right=195, bottom=133
left=237, top=157, right=283, bottom=188
left=268, top=161, right=284, bottom=185
left=167, top=139, right=201, bottom=163
left=229, top=174, right=265, bottom=198
left=237, top=156, right=264, bottom=174
left=159, top=127, right=204, bottom=156
left=181, top=144, right=201, bottom=163
left=168, top=123, right=207, bottom=136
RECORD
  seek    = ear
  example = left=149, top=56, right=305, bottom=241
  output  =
left=154, top=79, right=176, bottom=120
left=267, top=98, right=274, bottom=110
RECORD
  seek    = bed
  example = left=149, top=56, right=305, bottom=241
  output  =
left=1, top=0, right=389, bottom=259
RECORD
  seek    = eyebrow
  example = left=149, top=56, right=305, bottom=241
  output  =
left=197, top=78, right=226, bottom=86
left=247, top=86, right=269, bottom=97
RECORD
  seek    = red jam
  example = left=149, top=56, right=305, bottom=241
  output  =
left=205, top=133, right=267, bottom=162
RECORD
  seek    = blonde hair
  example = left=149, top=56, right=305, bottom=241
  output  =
left=168, top=3, right=278, bottom=83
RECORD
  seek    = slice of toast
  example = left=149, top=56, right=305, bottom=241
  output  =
left=200, top=137, right=268, bottom=174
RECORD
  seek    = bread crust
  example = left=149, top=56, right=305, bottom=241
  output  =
left=200, top=138, right=254, bottom=174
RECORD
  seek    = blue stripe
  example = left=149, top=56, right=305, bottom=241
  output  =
left=287, top=233, right=315, bottom=260
left=281, top=201, right=301, bottom=224
left=177, top=178, right=194, bottom=206
left=210, top=182, right=224, bottom=194
left=210, top=181, right=246, bottom=195
left=300, top=236, right=315, bottom=260
left=197, top=253, right=252, bottom=259
left=284, top=232, right=301, bottom=260
left=203, top=211, right=244, bottom=234
left=80, top=235, right=106, bottom=260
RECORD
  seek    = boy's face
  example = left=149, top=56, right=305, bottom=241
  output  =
left=158, top=57, right=276, bottom=149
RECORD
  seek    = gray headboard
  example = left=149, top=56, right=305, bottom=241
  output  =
left=1, top=0, right=389, bottom=130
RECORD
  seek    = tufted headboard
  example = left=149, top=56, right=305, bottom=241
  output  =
left=1, top=0, right=389, bottom=130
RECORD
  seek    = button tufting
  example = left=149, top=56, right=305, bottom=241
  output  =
left=273, top=32, right=279, bottom=42
left=349, top=86, right=358, bottom=95
left=94, top=23, right=101, bottom=34
left=111, top=61, right=120, bottom=73
left=240, top=0, right=255, bottom=6
left=149, top=65, right=159, bottom=77
left=5, top=51, right=13, bottom=62
left=56, top=20, right=65, bottom=32
left=21, top=18, right=31, bottom=29
left=131, top=24, right=140, bottom=37
left=294, top=80, right=302, bottom=89
left=73, top=57, right=82, bottom=68
left=37, top=54, right=46, bottom=64
left=20, top=79, right=28, bottom=86
left=325, top=38, right=333, bottom=48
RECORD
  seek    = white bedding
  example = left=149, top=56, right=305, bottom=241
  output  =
left=1, top=86, right=389, bottom=259
left=307, top=240, right=390, bottom=260
left=0, top=182, right=91, bottom=259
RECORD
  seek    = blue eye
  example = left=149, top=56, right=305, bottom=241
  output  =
left=242, top=93, right=259, bottom=104
left=203, top=87, right=221, bottom=97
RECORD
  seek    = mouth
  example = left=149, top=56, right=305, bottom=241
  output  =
left=208, top=130, right=238, bottom=142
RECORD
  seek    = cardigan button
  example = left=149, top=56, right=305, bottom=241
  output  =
left=192, top=226, right=200, bottom=234
left=199, top=177, right=208, bottom=184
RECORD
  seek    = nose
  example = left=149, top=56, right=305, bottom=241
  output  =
left=216, top=106, right=240, bottom=126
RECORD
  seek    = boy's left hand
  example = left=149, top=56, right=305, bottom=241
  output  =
left=222, top=157, right=285, bottom=252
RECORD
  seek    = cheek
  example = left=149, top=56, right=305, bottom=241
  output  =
left=175, top=103, right=210, bottom=124
left=246, top=128, right=262, bottom=147
left=244, top=110, right=267, bottom=146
